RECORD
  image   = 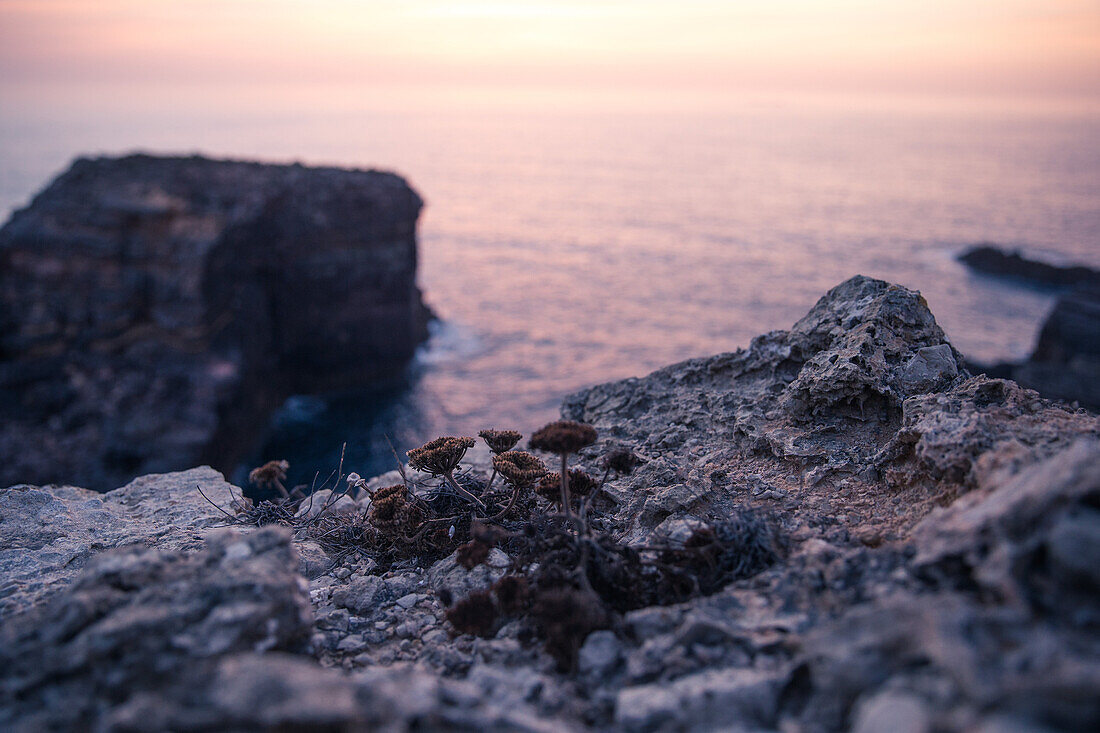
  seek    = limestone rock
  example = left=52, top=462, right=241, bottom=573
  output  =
left=0, top=526, right=313, bottom=731
left=3, top=275, right=1100, bottom=731
left=957, top=245, right=1100, bottom=290
left=0, top=465, right=236, bottom=615
left=615, top=667, right=784, bottom=732
left=877, top=378, right=1098, bottom=490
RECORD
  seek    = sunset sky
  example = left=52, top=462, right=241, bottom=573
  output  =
left=1, top=0, right=1099, bottom=102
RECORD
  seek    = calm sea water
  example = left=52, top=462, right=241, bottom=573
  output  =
left=2, top=91, right=1098, bottom=485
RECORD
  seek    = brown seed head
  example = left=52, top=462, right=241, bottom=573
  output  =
left=529, top=420, right=597, bottom=455
left=567, top=468, right=598, bottom=497
left=479, top=429, right=523, bottom=455
left=445, top=590, right=497, bottom=637
left=407, top=436, right=476, bottom=476
left=492, top=450, right=548, bottom=487
left=368, top=484, right=407, bottom=523
left=492, top=575, right=529, bottom=614
left=536, top=472, right=561, bottom=503
left=536, top=468, right=597, bottom=503
left=456, top=539, right=491, bottom=569
left=248, top=459, right=288, bottom=487
left=603, top=447, right=641, bottom=475
left=531, top=586, right=610, bottom=671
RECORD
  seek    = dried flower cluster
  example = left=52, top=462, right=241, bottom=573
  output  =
left=479, top=429, right=523, bottom=455
left=444, top=589, right=496, bottom=637
left=368, top=484, right=416, bottom=525
left=528, top=420, right=598, bottom=455
left=442, top=573, right=532, bottom=637
left=248, top=459, right=290, bottom=497
left=407, top=436, right=476, bottom=476
left=602, top=447, right=641, bottom=475
left=674, top=511, right=786, bottom=593
left=536, top=469, right=597, bottom=504
left=493, top=450, right=548, bottom=487
left=207, top=421, right=785, bottom=674
left=455, top=539, right=491, bottom=570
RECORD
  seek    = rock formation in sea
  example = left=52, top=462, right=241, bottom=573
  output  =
left=1005, top=286, right=1100, bottom=411
left=958, top=244, right=1100, bottom=290
left=956, top=244, right=1100, bottom=411
left=0, top=154, right=431, bottom=490
left=2, top=276, right=1098, bottom=731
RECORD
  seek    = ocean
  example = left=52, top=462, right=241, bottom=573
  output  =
left=2, top=90, right=1098, bottom=485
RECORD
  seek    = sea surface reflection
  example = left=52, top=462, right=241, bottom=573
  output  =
left=2, top=93, right=1097, bottom=486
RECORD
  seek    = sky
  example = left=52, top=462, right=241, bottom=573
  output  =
left=1, top=0, right=1098, bottom=104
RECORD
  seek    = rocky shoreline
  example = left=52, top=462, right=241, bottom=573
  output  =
left=2, top=276, right=1098, bottom=731
left=957, top=245, right=1100, bottom=411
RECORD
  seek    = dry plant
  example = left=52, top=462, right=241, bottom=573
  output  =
left=195, top=425, right=784, bottom=672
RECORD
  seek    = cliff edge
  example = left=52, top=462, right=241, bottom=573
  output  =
left=1, top=276, right=1097, bottom=731
left=0, top=154, right=431, bottom=489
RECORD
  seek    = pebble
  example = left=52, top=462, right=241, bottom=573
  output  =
left=578, top=630, right=622, bottom=675
left=336, top=634, right=368, bottom=653
left=422, top=628, right=448, bottom=645
left=396, top=593, right=422, bottom=609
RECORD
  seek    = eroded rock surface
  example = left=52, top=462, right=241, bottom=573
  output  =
left=2, top=276, right=1098, bottom=731
left=0, top=154, right=431, bottom=490
left=0, top=466, right=235, bottom=616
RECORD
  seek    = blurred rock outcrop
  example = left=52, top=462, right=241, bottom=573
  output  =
left=0, top=155, right=430, bottom=489
left=957, top=244, right=1100, bottom=290
left=1008, top=287, right=1100, bottom=411
left=956, top=244, right=1100, bottom=411
left=968, top=287, right=1100, bottom=412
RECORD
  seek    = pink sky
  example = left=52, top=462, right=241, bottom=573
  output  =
left=1, top=1, right=1098, bottom=100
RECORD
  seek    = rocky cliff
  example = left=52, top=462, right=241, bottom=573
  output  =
left=1000, top=287, right=1100, bottom=411
left=2, top=277, right=1097, bottom=731
left=0, top=154, right=430, bottom=490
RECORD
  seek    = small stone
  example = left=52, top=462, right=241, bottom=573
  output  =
left=855, top=528, right=883, bottom=547
left=294, top=489, right=359, bottom=519
left=297, top=540, right=333, bottom=580
left=615, top=668, right=783, bottom=731
left=332, top=575, right=388, bottom=616
left=422, top=629, right=448, bottom=645
left=898, top=344, right=958, bottom=395
left=316, top=608, right=350, bottom=632
left=335, top=634, right=368, bottom=653
left=396, top=593, right=422, bottom=609
left=852, top=691, right=931, bottom=733
left=578, top=630, right=622, bottom=675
